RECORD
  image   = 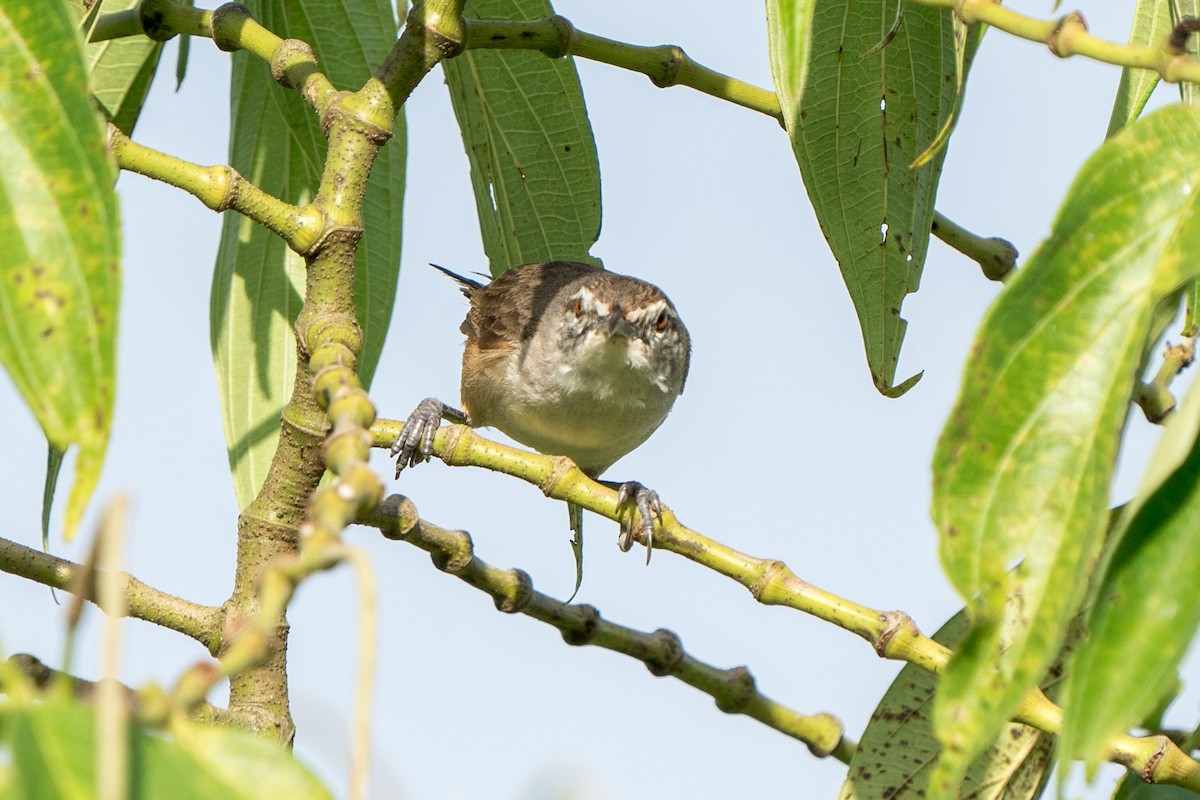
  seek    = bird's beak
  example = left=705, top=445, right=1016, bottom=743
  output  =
left=605, top=306, right=637, bottom=338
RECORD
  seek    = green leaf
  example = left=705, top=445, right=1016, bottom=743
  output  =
left=175, top=0, right=195, bottom=90
left=0, top=0, right=120, bottom=539
left=7, top=698, right=331, bottom=800
left=83, top=0, right=165, bottom=135
left=1106, top=0, right=1172, bottom=138
left=42, top=445, right=65, bottom=555
left=169, top=720, right=332, bottom=799
left=1059, top=376, right=1200, bottom=772
left=765, top=0, right=816, bottom=130
left=838, top=610, right=1054, bottom=800
left=443, top=0, right=601, bottom=276
left=210, top=0, right=404, bottom=509
left=910, top=16, right=985, bottom=169
left=1112, top=776, right=1200, bottom=800
left=929, top=103, right=1200, bottom=794
left=773, top=0, right=966, bottom=396
left=1185, top=277, right=1200, bottom=336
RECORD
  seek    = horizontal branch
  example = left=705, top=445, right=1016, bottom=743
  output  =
left=909, top=0, right=1200, bottom=83
left=360, top=494, right=853, bottom=763
left=108, top=125, right=326, bottom=255
left=370, top=419, right=1200, bottom=791
left=930, top=212, right=1018, bottom=282
left=89, top=0, right=338, bottom=114
left=2, top=653, right=231, bottom=725
left=0, top=535, right=222, bottom=653
left=461, top=15, right=1016, bottom=276
left=463, top=16, right=781, bottom=121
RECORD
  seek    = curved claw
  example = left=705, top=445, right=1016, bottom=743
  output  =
left=391, top=397, right=455, bottom=478
left=615, top=481, right=662, bottom=564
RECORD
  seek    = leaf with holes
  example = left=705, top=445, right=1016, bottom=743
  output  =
left=838, top=610, right=1053, bottom=800
left=771, top=0, right=969, bottom=396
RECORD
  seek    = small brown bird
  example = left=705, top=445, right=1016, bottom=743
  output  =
left=392, top=260, right=691, bottom=595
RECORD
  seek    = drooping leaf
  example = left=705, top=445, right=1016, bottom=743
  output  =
left=1059, top=375, right=1200, bottom=773
left=6, top=698, right=331, bottom=800
left=771, top=0, right=968, bottom=396
left=929, top=103, right=1200, bottom=793
left=443, top=0, right=601, bottom=277
left=0, top=0, right=120, bottom=539
left=838, top=610, right=1054, bottom=800
left=83, top=0, right=165, bottom=135
left=210, top=0, right=404, bottom=509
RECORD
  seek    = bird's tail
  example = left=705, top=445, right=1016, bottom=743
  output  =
left=429, top=263, right=487, bottom=297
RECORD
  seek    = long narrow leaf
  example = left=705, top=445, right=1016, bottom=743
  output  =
left=210, top=0, right=404, bottom=508
left=443, top=0, right=601, bottom=276
left=770, top=0, right=966, bottom=396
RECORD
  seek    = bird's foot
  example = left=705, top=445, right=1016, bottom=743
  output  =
left=615, top=481, right=662, bottom=564
left=390, top=397, right=468, bottom=478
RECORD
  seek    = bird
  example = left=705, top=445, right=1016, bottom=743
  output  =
left=391, top=260, right=691, bottom=598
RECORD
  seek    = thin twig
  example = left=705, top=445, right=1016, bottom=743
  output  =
left=0, top=535, right=222, bottom=653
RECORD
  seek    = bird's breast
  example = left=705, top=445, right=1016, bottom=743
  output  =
left=464, top=350, right=678, bottom=475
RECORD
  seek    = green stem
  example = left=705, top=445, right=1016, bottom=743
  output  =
left=930, top=211, right=1018, bottom=281
left=108, top=125, right=325, bottom=254
left=0, top=536, right=222, bottom=653
left=463, top=16, right=781, bottom=122
left=368, top=419, right=1200, bottom=791
left=363, top=495, right=854, bottom=764
left=911, top=0, right=1200, bottom=83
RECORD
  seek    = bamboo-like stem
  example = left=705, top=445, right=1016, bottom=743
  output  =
left=108, top=125, right=325, bottom=254
left=930, top=212, right=1018, bottom=281
left=369, top=419, right=1200, bottom=791
left=1135, top=337, right=1196, bottom=422
left=164, top=0, right=467, bottom=757
left=463, top=16, right=781, bottom=122
left=910, top=0, right=1200, bottom=83
left=459, top=14, right=1014, bottom=275
left=0, top=535, right=222, bottom=653
left=88, top=0, right=211, bottom=43
left=89, top=1, right=339, bottom=113
left=360, top=495, right=855, bottom=764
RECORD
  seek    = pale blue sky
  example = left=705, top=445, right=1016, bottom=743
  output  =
left=2, top=2, right=1195, bottom=798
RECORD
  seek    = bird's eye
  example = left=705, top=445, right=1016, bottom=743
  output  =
left=573, top=297, right=583, bottom=317
left=655, top=311, right=670, bottom=332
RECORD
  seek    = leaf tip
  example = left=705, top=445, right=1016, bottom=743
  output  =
left=878, top=369, right=924, bottom=398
